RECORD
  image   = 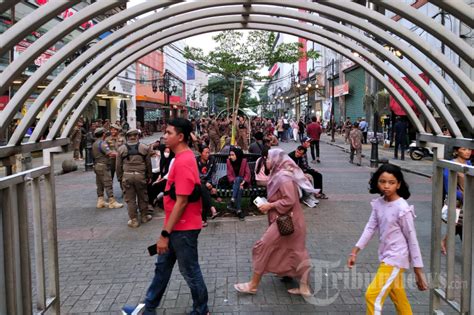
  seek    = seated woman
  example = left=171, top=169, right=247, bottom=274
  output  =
left=227, top=146, right=251, bottom=221
left=151, top=144, right=175, bottom=206
left=441, top=146, right=472, bottom=255
left=255, top=147, right=270, bottom=187
left=197, top=145, right=218, bottom=227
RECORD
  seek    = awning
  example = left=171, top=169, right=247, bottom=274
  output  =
left=242, top=108, right=258, bottom=117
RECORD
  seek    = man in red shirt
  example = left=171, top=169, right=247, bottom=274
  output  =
left=305, top=116, right=323, bottom=163
left=144, top=118, right=209, bottom=315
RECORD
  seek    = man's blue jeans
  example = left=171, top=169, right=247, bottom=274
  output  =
left=143, top=230, right=208, bottom=315
left=232, top=176, right=243, bottom=210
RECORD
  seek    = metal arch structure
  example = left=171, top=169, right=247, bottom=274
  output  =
left=3, top=0, right=473, bottom=146
left=0, top=1, right=473, bottom=315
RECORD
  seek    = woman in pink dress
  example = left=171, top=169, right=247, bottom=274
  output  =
left=234, top=148, right=317, bottom=296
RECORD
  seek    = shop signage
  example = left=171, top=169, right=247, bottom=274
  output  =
left=332, top=82, right=349, bottom=97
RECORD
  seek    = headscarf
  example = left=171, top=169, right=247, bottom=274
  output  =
left=229, top=146, right=244, bottom=176
left=159, top=144, right=175, bottom=176
left=266, top=148, right=317, bottom=198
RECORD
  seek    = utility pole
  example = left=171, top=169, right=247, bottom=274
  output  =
left=330, top=59, right=336, bottom=142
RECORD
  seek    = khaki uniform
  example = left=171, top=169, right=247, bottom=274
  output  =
left=116, top=142, right=152, bottom=221
left=237, top=122, right=249, bottom=151
left=71, top=126, right=82, bottom=159
left=106, top=135, right=124, bottom=180
left=92, top=139, right=114, bottom=198
left=208, top=119, right=221, bottom=153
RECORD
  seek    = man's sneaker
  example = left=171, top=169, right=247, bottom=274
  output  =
left=141, top=215, right=152, bottom=223
left=127, top=218, right=140, bottom=228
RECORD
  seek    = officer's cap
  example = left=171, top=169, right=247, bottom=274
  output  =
left=94, top=128, right=105, bottom=136
left=126, top=128, right=139, bottom=136
left=110, top=123, right=121, bottom=131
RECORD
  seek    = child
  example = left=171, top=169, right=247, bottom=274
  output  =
left=347, top=164, right=428, bottom=314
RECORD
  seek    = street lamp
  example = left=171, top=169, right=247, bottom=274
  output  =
left=157, top=70, right=177, bottom=119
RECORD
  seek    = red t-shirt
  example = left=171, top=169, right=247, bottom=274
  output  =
left=163, top=149, right=202, bottom=231
left=306, top=122, right=322, bottom=140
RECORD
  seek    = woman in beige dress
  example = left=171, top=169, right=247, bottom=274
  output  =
left=234, top=148, right=317, bottom=296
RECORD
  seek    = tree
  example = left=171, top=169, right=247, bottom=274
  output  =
left=184, top=30, right=319, bottom=142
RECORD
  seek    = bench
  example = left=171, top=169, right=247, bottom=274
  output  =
left=210, top=153, right=267, bottom=199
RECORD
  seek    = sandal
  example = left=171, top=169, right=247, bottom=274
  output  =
left=287, top=288, right=312, bottom=297
left=210, top=207, right=219, bottom=219
left=234, top=282, right=257, bottom=295
left=316, top=193, right=328, bottom=199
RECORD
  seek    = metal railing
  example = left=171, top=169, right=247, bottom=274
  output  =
left=0, top=150, right=60, bottom=315
left=430, top=147, right=474, bottom=314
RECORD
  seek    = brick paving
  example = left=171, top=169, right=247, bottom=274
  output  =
left=41, top=133, right=459, bottom=314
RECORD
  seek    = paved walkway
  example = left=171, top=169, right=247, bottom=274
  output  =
left=18, top=132, right=458, bottom=314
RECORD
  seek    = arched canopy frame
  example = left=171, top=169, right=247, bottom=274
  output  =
left=45, top=13, right=443, bottom=140
left=1, top=0, right=470, bottom=146
left=0, top=0, right=471, bottom=155
left=53, top=19, right=429, bottom=140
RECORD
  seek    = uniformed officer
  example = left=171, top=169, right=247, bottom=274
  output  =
left=208, top=114, right=221, bottom=153
left=105, top=123, right=125, bottom=181
left=92, top=128, right=124, bottom=209
left=116, top=129, right=153, bottom=228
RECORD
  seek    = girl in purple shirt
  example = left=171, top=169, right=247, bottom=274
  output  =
left=347, top=164, right=428, bottom=315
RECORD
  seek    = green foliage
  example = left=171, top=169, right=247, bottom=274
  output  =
left=184, top=30, right=320, bottom=81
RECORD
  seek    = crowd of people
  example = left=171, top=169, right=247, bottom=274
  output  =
left=79, top=114, right=463, bottom=315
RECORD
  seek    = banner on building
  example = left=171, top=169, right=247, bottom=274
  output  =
left=389, top=73, right=429, bottom=116
left=0, top=96, right=9, bottom=111
left=332, top=82, right=349, bottom=98
left=187, top=61, right=195, bottom=80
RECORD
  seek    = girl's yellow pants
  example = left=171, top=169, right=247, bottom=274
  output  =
left=365, top=262, right=412, bottom=315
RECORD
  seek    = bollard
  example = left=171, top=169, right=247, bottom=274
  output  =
left=84, top=131, right=94, bottom=171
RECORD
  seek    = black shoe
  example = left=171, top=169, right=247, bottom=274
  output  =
left=227, top=201, right=236, bottom=211
left=237, top=210, right=245, bottom=221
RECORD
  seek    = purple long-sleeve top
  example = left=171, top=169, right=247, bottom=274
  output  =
left=355, top=197, right=424, bottom=269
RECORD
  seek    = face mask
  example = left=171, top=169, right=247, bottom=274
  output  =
left=164, top=153, right=170, bottom=158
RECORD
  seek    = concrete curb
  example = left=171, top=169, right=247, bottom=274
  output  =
left=323, top=140, right=432, bottom=179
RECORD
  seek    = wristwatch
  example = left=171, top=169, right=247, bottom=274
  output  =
left=161, top=230, right=170, bottom=238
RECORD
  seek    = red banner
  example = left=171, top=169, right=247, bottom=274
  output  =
left=298, top=37, right=307, bottom=81
left=0, top=95, right=9, bottom=111
left=389, top=73, right=429, bottom=116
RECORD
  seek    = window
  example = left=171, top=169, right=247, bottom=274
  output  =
left=139, top=63, right=149, bottom=84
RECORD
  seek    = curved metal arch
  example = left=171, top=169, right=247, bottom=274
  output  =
left=12, top=0, right=473, bottom=144
left=0, top=0, right=21, bottom=15
left=2, top=0, right=178, bottom=138
left=51, top=18, right=428, bottom=140
left=320, top=0, right=473, bottom=99
left=41, top=13, right=436, bottom=141
left=0, top=1, right=81, bottom=56
left=427, top=0, right=474, bottom=29
left=19, top=1, right=469, bottom=143
left=372, top=0, right=473, bottom=66
left=0, top=0, right=124, bottom=96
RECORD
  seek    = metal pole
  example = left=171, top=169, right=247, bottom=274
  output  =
left=330, top=58, right=335, bottom=142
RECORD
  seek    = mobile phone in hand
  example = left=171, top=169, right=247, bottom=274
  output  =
left=147, top=244, right=157, bottom=256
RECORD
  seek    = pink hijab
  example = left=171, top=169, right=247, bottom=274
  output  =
left=266, top=148, right=317, bottom=198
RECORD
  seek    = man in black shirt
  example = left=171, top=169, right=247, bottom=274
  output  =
left=248, top=132, right=266, bottom=155
left=289, top=146, right=326, bottom=199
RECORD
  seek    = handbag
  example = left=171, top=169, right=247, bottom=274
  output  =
left=276, top=213, right=294, bottom=236
left=441, top=204, right=461, bottom=224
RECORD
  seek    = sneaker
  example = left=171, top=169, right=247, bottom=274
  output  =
left=141, top=215, right=152, bottom=223
left=237, top=210, right=245, bottom=221
left=127, top=218, right=140, bottom=228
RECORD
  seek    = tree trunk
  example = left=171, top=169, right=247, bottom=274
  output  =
left=231, top=77, right=245, bottom=145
